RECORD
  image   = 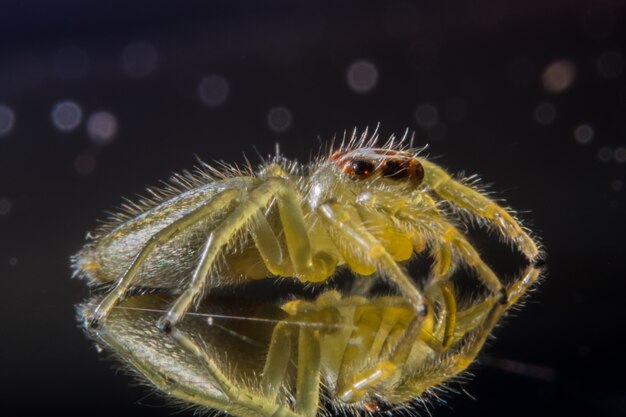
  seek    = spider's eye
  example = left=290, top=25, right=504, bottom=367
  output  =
left=382, top=159, right=407, bottom=179
left=409, top=159, right=425, bottom=185
left=349, top=159, right=375, bottom=179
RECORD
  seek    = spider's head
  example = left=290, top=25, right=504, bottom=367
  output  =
left=307, top=147, right=425, bottom=209
left=329, top=148, right=424, bottom=186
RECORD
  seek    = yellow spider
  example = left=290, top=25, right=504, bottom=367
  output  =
left=74, top=129, right=541, bottom=414
left=79, top=265, right=541, bottom=417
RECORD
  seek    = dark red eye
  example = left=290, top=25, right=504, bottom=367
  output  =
left=409, top=159, right=424, bottom=185
left=382, top=159, right=408, bottom=179
left=349, top=159, right=375, bottom=179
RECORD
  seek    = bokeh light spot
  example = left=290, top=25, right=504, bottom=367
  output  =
left=347, top=60, right=378, bottom=93
left=415, top=103, right=438, bottom=127
left=121, top=41, right=159, bottom=78
left=267, top=107, right=293, bottom=133
left=87, top=111, right=118, bottom=145
left=534, top=102, right=556, bottom=125
left=597, top=50, right=624, bottom=80
left=198, top=75, right=230, bottom=106
left=0, top=198, right=12, bottom=216
left=0, top=105, right=15, bottom=137
left=615, top=147, right=626, bottom=163
left=542, top=59, right=576, bottom=93
left=51, top=100, right=82, bottom=132
left=574, top=124, right=594, bottom=144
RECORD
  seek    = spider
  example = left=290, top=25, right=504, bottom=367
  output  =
left=73, top=128, right=541, bottom=413
left=79, top=265, right=542, bottom=417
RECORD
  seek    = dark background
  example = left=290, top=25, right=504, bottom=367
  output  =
left=1, top=1, right=625, bottom=416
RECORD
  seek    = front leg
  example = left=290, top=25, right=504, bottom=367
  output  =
left=318, top=202, right=426, bottom=315
left=418, top=158, right=541, bottom=261
left=318, top=202, right=428, bottom=403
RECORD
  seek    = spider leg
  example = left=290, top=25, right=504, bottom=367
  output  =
left=356, top=190, right=505, bottom=300
left=261, top=310, right=324, bottom=417
left=402, top=265, right=541, bottom=396
left=162, top=177, right=306, bottom=330
left=414, top=206, right=505, bottom=299
left=250, top=179, right=338, bottom=282
left=170, top=328, right=303, bottom=417
left=439, top=265, right=541, bottom=372
left=89, top=188, right=241, bottom=328
left=317, top=202, right=428, bottom=403
left=318, top=202, right=426, bottom=314
left=260, top=321, right=295, bottom=400
left=418, top=158, right=540, bottom=261
left=436, top=282, right=457, bottom=349
left=251, top=205, right=337, bottom=282
left=294, top=323, right=322, bottom=417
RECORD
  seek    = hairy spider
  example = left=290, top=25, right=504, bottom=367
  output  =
left=79, top=265, right=542, bottom=417
left=74, top=128, right=542, bottom=415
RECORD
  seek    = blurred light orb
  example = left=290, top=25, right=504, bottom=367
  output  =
left=542, top=59, right=576, bottom=93
left=408, top=40, right=438, bottom=71
left=75, top=152, right=96, bottom=175
left=574, top=124, right=594, bottom=144
left=87, top=111, right=118, bottom=145
left=615, top=147, right=626, bottom=163
left=267, top=106, right=292, bottom=133
left=347, top=60, right=378, bottom=93
left=53, top=46, right=88, bottom=80
left=0, top=198, right=12, bottom=216
left=8, top=257, right=18, bottom=266
left=51, top=100, right=82, bottom=132
left=534, top=102, right=556, bottom=125
left=0, top=104, right=15, bottom=137
left=198, top=75, right=230, bottom=106
left=596, top=50, right=624, bottom=80
left=598, top=146, right=613, bottom=163
left=415, top=103, right=438, bottom=127
left=121, top=41, right=159, bottom=78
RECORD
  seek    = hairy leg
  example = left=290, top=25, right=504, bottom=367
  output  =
left=357, top=190, right=505, bottom=301
left=90, top=188, right=241, bottom=327
left=318, top=202, right=427, bottom=403
left=418, top=158, right=540, bottom=261
left=403, top=265, right=541, bottom=396
left=170, top=328, right=302, bottom=417
left=162, top=177, right=300, bottom=330
left=251, top=193, right=338, bottom=282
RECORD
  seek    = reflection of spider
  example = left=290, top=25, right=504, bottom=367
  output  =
left=74, top=128, right=541, bottom=413
left=81, top=265, right=541, bottom=417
